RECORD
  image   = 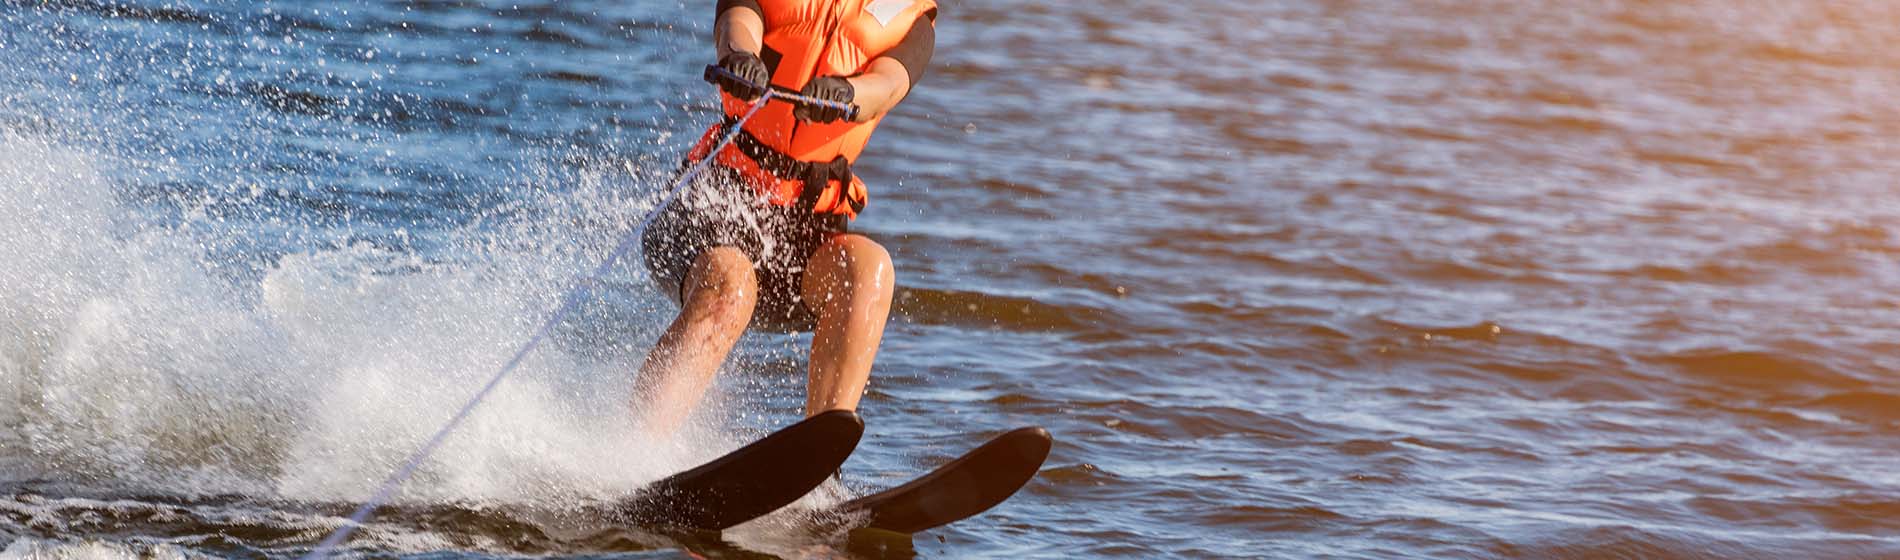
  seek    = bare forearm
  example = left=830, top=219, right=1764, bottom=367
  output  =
left=847, top=17, right=933, bottom=122
left=717, top=5, right=932, bottom=122
left=845, top=58, right=912, bottom=122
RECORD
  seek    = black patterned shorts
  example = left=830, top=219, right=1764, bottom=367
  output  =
left=640, top=165, right=848, bottom=332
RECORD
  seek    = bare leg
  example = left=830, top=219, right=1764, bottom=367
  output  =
left=799, top=234, right=896, bottom=416
left=634, top=246, right=758, bottom=436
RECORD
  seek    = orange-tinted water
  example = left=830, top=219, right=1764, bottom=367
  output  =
left=2, top=1, right=1898, bottom=558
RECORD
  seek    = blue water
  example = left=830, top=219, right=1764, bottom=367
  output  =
left=5, top=1, right=1900, bottom=558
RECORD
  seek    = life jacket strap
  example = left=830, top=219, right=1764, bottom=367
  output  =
left=687, top=118, right=865, bottom=216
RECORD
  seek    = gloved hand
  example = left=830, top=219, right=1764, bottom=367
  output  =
left=794, top=76, right=856, bottom=123
left=713, top=51, right=770, bottom=101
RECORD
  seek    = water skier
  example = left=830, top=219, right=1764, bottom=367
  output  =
left=635, top=0, right=938, bottom=434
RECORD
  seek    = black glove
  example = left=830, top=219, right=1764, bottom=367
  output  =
left=794, top=76, right=856, bottom=123
left=714, top=51, right=770, bottom=101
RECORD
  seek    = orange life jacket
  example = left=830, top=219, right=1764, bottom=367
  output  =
left=687, top=0, right=937, bottom=219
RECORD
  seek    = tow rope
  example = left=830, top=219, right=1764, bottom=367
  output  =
left=301, top=83, right=822, bottom=558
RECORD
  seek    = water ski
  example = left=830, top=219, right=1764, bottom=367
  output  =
left=608, top=410, right=863, bottom=531
left=829, top=426, right=1053, bottom=534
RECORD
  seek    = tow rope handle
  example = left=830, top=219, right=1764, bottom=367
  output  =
left=703, top=64, right=861, bottom=122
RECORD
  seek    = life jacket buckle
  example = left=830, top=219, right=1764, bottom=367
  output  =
left=795, top=156, right=856, bottom=214
left=690, top=121, right=862, bottom=216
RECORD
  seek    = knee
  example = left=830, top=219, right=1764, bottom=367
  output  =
left=811, top=236, right=895, bottom=301
left=685, top=247, right=759, bottom=319
left=850, top=241, right=896, bottom=297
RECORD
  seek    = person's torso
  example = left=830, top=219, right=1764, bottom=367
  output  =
left=727, top=0, right=936, bottom=164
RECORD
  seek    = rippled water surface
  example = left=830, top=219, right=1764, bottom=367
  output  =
left=4, top=1, right=1900, bottom=558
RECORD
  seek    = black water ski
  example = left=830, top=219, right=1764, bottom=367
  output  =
left=831, top=427, right=1052, bottom=534
left=613, top=410, right=863, bottom=531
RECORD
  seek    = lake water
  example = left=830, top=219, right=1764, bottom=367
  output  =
left=3, top=1, right=1899, bottom=558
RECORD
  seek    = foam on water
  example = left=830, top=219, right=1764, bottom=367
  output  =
left=14, top=0, right=1900, bottom=557
left=0, top=125, right=755, bottom=521
left=1, top=537, right=194, bottom=560
left=0, top=6, right=825, bottom=549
